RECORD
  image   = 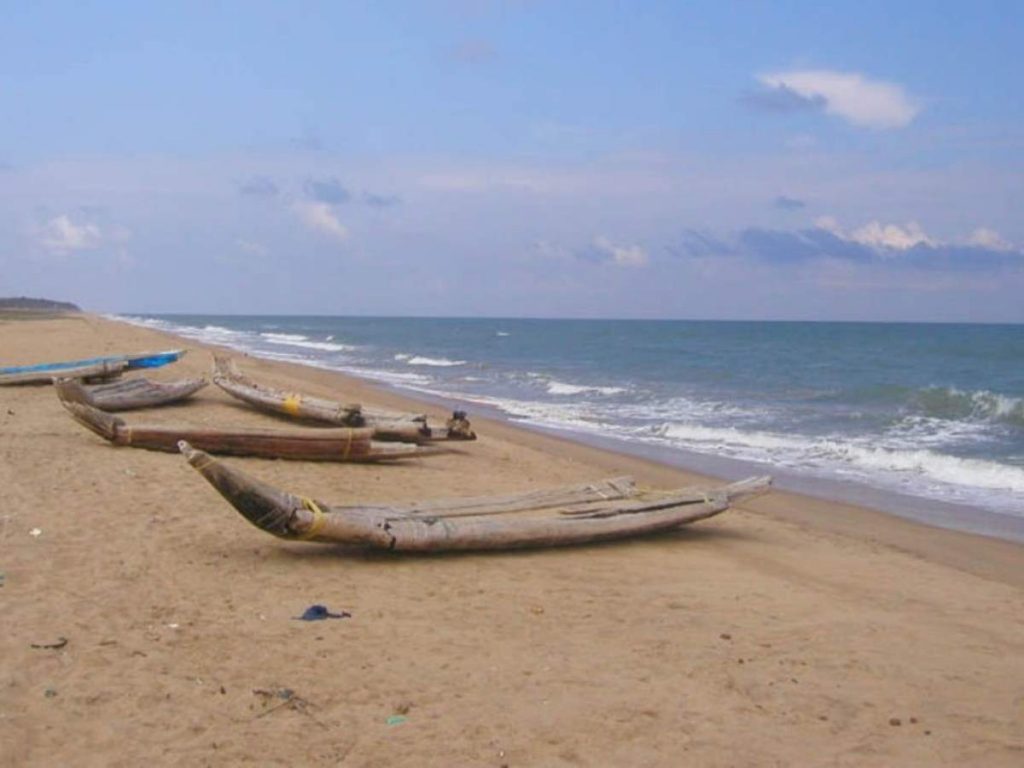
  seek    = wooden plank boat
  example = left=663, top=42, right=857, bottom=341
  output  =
left=212, top=355, right=475, bottom=442
left=0, top=349, right=184, bottom=386
left=59, top=396, right=440, bottom=462
left=55, top=376, right=208, bottom=411
left=179, top=441, right=771, bottom=551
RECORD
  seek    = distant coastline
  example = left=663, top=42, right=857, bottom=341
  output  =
left=0, top=296, right=81, bottom=314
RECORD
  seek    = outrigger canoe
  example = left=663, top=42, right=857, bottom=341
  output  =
left=55, top=376, right=208, bottom=412
left=180, top=440, right=771, bottom=551
left=212, top=355, right=475, bottom=442
left=0, top=349, right=184, bottom=385
left=59, top=397, right=440, bottom=462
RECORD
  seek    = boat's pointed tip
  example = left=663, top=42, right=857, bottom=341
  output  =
left=178, top=440, right=204, bottom=463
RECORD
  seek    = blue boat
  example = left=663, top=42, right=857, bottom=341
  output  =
left=0, top=349, right=185, bottom=385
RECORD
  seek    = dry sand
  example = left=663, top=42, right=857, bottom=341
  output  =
left=1, top=313, right=1022, bottom=767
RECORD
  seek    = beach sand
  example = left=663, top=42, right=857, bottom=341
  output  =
left=2, top=313, right=1022, bottom=767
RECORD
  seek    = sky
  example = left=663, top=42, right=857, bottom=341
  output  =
left=1, top=1, right=1022, bottom=322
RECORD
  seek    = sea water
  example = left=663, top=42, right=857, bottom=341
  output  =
left=117, top=315, right=1024, bottom=540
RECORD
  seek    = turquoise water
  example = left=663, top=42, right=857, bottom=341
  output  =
left=120, top=315, right=1024, bottom=537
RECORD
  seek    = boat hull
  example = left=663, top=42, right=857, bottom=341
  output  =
left=179, top=442, right=772, bottom=551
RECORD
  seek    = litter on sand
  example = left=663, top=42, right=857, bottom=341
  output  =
left=293, top=604, right=351, bottom=621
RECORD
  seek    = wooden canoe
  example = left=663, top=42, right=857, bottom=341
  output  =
left=59, top=397, right=440, bottom=462
left=0, top=359, right=127, bottom=386
left=55, top=376, right=208, bottom=411
left=0, top=349, right=184, bottom=385
left=180, top=441, right=771, bottom=551
left=212, top=355, right=475, bottom=442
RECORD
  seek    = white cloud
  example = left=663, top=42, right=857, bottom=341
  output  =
left=38, top=214, right=103, bottom=253
left=816, top=216, right=932, bottom=250
left=758, top=69, right=920, bottom=129
left=591, top=236, right=648, bottom=267
left=966, top=227, right=1014, bottom=252
left=816, top=218, right=1021, bottom=256
left=292, top=201, right=348, bottom=242
left=848, top=220, right=933, bottom=250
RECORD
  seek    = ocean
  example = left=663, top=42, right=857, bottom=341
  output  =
left=117, top=315, right=1024, bottom=541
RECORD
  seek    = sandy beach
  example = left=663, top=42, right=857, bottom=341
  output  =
left=2, top=312, right=1022, bottom=767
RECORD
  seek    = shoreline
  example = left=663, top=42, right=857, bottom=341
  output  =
left=3, top=312, right=1023, bottom=766
left=112, top=312, right=1024, bottom=546
left=113, top=312, right=1024, bottom=586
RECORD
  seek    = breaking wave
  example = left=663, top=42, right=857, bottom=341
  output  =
left=911, top=387, right=1024, bottom=428
left=546, top=380, right=628, bottom=396
left=403, top=355, right=466, bottom=367
left=259, top=332, right=354, bottom=353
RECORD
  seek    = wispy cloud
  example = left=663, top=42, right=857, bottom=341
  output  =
left=753, top=69, right=920, bottom=129
left=235, top=239, right=269, bottom=256
left=38, top=214, right=104, bottom=253
left=577, top=236, right=648, bottom=267
left=966, top=227, right=1014, bottom=252
left=678, top=218, right=1021, bottom=273
left=774, top=195, right=806, bottom=211
left=238, top=176, right=279, bottom=197
left=742, top=84, right=825, bottom=114
left=816, top=217, right=934, bottom=250
left=304, top=177, right=350, bottom=204
left=292, top=201, right=348, bottom=242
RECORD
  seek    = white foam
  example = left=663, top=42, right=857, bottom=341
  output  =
left=546, top=380, right=627, bottom=396
left=884, top=416, right=993, bottom=448
left=259, top=332, right=354, bottom=352
left=655, top=421, right=1024, bottom=502
left=353, top=367, right=435, bottom=386
left=405, top=355, right=466, bottom=367
left=496, top=331, right=511, bottom=337
left=918, top=386, right=1024, bottom=426
left=658, top=423, right=801, bottom=452
left=261, top=332, right=306, bottom=341
left=826, top=442, right=1024, bottom=493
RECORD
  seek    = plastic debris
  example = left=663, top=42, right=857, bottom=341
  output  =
left=293, top=604, right=351, bottom=621
left=29, top=528, right=42, bottom=537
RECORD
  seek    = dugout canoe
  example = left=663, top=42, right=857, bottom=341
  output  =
left=0, top=349, right=184, bottom=386
left=59, top=397, right=438, bottom=462
left=180, top=441, right=771, bottom=551
left=212, top=355, right=475, bottom=442
left=54, top=375, right=208, bottom=411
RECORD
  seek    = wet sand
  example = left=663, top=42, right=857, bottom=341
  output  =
left=2, top=313, right=1022, bottom=766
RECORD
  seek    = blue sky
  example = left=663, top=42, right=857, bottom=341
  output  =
left=1, top=1, right=1022, bottom=321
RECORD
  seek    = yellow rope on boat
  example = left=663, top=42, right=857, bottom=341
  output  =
left=297, top=497, right=327, bottom=540
left=282, top=393, right=303, bottom=416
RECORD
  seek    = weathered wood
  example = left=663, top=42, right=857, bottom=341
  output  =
left=55, top=376, right=208, bottom=411
left=212, top=355, right=476, bottom=442
left=60, top=397, right=438, bottom=462
left=379, top=476, right=639, bottom=518
left=180, top=442, right=772, bottom=551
